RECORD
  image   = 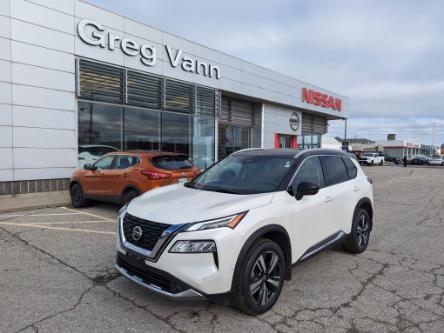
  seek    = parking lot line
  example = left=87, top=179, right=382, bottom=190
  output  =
left=0, top=212, right=83, bottom=218
left=61, top=206, right=116, bottom=222
left=17, top=220, right=115, bottom=226
left=0, top=221, right=116, bottom=235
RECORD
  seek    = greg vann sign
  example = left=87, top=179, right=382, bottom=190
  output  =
left=77, top=19, right=221, bottom=79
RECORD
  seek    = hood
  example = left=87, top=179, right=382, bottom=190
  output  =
left=126, top=184, right=274, bottom=224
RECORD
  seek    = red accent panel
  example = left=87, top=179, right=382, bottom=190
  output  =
left=291, top=136, right=297, bottom=148
left=274, top=133, right=280, bottom=148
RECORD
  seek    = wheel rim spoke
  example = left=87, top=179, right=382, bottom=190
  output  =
left=268, top=253, right=279, bottom=274
left=266, top=276, right=280, bottom=289
left=257, top=255, right=267, bottom=274
left=260, top=282, right=269, bottom=305
left=250, top=279, right=262, bottom=295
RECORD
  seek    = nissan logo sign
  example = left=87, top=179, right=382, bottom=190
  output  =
left=132, top=226, right=143, bottom=241
left=289, top=112, right=300, bottom=131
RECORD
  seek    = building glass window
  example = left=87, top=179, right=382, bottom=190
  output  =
left=124, top=107, right=160, bottom=151
left=161, top=112, right=192, bottom=157
left=78, top=102, right=123, bottom=150
left=193, top=116, right=215, bottom=170
left=218, top=124, right=250, bottom=160
left=298, top=133, right=321, bottom=149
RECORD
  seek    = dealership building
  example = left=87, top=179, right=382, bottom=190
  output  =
left=0, top=0, right=349, bottom=195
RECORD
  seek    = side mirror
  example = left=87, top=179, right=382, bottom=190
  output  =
left=83, top=163, right=95, bottom=171
left=293, top=182, right=320, bottom=200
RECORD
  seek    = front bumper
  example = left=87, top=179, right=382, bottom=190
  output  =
left=115, top=252, right=204, bottom=300
left=115, top=213, right=244, bottom=297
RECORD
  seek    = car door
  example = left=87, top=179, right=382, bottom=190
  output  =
left=319, top=156, right=356, bottom=234
left=82, top=155, right=115, bottom=196
left=105, top=155, right=141, bottom=196
left=289, top=156, right=335, bottom=260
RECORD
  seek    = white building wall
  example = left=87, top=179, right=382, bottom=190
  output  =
left=0, top=0, right=77, bottom=182
left=262, top=103, right=302, bottom=148
left=0, top=0, right=349, bottom=183
left=0, top=0, right=13, bottom=182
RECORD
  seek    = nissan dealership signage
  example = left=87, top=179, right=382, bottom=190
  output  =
left=301, top=87, right=342, bottom=112
left=77, top=18, right=221, bottom=79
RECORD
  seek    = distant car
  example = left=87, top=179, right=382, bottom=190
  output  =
left=410, top=156, right=430, bottom=165
left=78, top=144, right=119, bottom=169
left=429, top=157, right=444, bottom=166
left=383, top=155, right=400, bottom=164
left=70, top=151, right=201, bottom=207
left=359, top=153, right=384, bottom=166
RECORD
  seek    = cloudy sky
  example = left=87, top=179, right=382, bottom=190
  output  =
left=87, top=0, right=444, bottom=145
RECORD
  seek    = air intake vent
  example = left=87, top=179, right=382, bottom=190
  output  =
left=127, top=70, right=162, bottom=109
left=78, top=59, right=125, bottom=103
left=196, top=86, right=215, bottom=116
left=165, top=79, right=194, bottom=113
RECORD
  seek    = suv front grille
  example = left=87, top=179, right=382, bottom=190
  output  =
left=122, top=213, right=170, bottom=251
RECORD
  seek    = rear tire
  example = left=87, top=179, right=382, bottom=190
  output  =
left=343, top=208, right=371, bottom=254
left=70, top=183, right=89, bottom=208
left=379, top=160, right=383, bottom=166
left=233, top=238, right=285, bottom=315
left=122, top=188, right=139, bottom=204
left=371, top=160, right=374, bottom=166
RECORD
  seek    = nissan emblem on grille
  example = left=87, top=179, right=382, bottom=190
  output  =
left=132, top=226, right=143, bottom=241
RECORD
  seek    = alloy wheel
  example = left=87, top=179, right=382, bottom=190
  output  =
left=356, top=213, right=370, bottom=250
left=249, top=251, right=282, bottom=306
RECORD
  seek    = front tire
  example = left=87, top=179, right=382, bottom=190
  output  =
left=343, top=208, right=371, bottom=254
left=233, top=238, right=285, bottom=315
left=371, top=160, right=375, bottom=166
left=379, top=160, right=383, bottom=166
left=70, top=183, right=89, bottom=208
left=122, top=188, right=139, bottom=204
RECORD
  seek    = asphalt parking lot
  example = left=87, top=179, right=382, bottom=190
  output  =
left=1, top=166, right=443, bottom=332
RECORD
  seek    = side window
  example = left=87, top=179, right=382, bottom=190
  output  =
left=291, top=157, right=324, bottom=189
left=320, top=156, right=349, bottom=186
left=94, top=155, right=114, bottom=170
left=115, top=155, right=140, bottom=169
left=342, top=157, right=357, bottom=179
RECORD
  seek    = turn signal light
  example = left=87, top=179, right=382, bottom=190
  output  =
left=367, top=176, right=373, bottom=184
left=141, top=170, right=172, bottom=180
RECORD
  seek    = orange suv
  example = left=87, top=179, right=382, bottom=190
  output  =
left=70, top=151, right=200, bottom=207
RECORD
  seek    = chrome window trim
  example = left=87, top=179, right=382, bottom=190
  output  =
left=287, top=154, right=354, bottom=190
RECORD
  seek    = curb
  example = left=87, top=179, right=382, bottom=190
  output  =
left=0, top=202, right=72, bottom=214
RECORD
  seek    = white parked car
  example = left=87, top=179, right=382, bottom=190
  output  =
left=359, top=153, right=384, bottom=166
left=78, top=144, right=118, bottom=169
left=116, top=149, right=374, bottom=314
left=429, top=157, right=444, bottom=166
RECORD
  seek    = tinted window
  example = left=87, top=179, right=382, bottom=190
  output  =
left=320, top=156, right=349, bottom=186
left=343, top=157, right=357, bottom=179
left=189, top=155, right=295, bottom=194
left=115, top=155, right=140, bottom=169
left=94, top=156, right=114, bottom=170
left=151, top=155, right=193, bottom=170
left=291, top=157, right=324, bottom=189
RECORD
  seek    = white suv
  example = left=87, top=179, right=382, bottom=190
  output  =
left=116, top=149, right=374, bottom=315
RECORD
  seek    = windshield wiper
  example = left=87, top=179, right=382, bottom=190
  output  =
left=184, top=182, right=195, bottom=189
left=202, top=186, right=240, bottom=194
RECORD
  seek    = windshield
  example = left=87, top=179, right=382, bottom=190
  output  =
left=187, top=155, right=296, bottom=194
left=362, top=154, right=375, bottom=157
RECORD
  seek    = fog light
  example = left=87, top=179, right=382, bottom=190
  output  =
left=169, top=240, right=216, bottom=253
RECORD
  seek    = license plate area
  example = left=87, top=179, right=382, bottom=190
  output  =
left=177, top=177, right=188, bottom=184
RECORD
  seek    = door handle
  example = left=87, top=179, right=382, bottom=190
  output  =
left=324, top=196, right=333, bottom=203
left=353, top=186, right=360, bottom=192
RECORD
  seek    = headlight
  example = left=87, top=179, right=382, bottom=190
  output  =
left=183, top=212, right=247, bottom=231
left=169, top=240, right=216, bottom=253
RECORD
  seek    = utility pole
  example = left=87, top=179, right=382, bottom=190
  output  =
left=344, top=119, right=347, bottom=141
left=431, top=122, right=436, bottom=156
